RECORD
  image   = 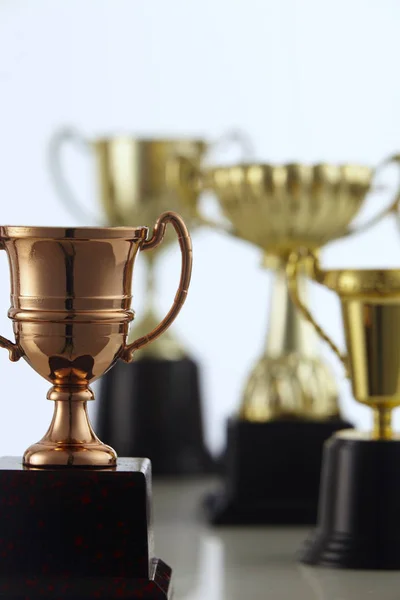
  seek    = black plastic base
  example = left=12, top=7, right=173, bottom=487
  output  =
left=300, top=433, right=400, bottom=570
left=0, top=457, right=172, bottom=598
left=205, top=417, right=352, bottom=525
left=97, top=357, right=215, bottom=476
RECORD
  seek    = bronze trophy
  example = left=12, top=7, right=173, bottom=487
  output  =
left=0, top=212, right=192, bottom=597
left=178, top=156, right=400, bottom=524
left=48, top=128, right=247, bottom=475
left=288, top=250, right=400, bottom=569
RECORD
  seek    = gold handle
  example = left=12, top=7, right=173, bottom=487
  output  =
left=206, top=130, right=254, bottom=162
left=172, top=130, right=254, bottom=233
left=48, top=127, right=102, bottom=225
left=170, top=155, right=229, bottom=231
left=120, top=211, right=193, bottom=363
left=343, top=154, right=400, bottom=238
left=286, top=250, right=349, bottom=376
left=0, top=242, right=22, bottom=362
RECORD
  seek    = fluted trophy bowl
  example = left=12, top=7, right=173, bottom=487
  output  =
left=207, top=162, right=374, bottom=256
left=0, top=212, right=192, bottom=468
left=193, top=158, right=400, bottom=423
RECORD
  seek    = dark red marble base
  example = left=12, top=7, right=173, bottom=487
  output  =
left=0, top=457, right=172, bottom=599
left=0, top=558, right=172, bottom=599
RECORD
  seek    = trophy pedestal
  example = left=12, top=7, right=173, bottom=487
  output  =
left=300, top=433, right=400, bottom=570
left=97, top=357, right=215, bottom=476
left=205, top=417, right=352, bottom=525
left=0, top=457, right=172, bottom=599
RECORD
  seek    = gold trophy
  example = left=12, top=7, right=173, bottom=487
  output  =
left=48, top=128, right=249, bottom=474
left=48, top=129, right=208, bottom=357
left=178, top=157, right=400, bottom=524
left=288, top=250, right=400, bottom=569
left=0, top=212, right=191, bottom=597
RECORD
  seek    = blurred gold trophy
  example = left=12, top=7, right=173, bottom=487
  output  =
left=0, top=213, right=191, bottom=596
left=179, top=156, right=400, bottom=524
left=48, top=130, right=207, bottom=357
left=288, top=249, right=400, bottom=569
left=49, top=128, right=250, bottom=475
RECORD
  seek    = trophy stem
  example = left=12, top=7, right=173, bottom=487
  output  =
left=265, top=261, right=316, bottom=358
left=23, top=386, right=117, bottom=468
left=373, top=405, right=393, bottom=440
left=238, top=258, right=339, bottom=421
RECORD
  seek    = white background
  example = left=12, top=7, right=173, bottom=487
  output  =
left=1, top=0, right=400, bottom=456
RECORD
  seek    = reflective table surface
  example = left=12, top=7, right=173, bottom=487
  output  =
left=153, top=478, right=400, bottom=600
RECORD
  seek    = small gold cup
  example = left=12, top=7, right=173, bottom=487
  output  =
left=0, top=212, right=192, bottom=467
left=287, top=251, right=400, bottom=439
left=178, top=157, right=400, bottom=421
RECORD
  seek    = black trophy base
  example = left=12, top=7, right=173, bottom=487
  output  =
left=0, top=457, right=172, bottom=599
left=97, top=357, right=215, bottom=476
left=300, top=433, right=400, bottom=570
left=205, top=417, right=352, bottom=525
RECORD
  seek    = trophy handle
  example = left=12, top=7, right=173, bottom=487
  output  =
left=168, top=155, right=231, bottom=231
left=343, top=154, right=400, bottom=238
left=286, top=250, right=349, bottom=376
left=172, top=131, right=254, bottom=233
left=120, top=211, right=192, bottom=363
left=206, top=129, right=254, bottom=162
left=48, top=127, right=101, bottom=225
left=0, top=336, right=22, bottom=362
left=0, top=243, right=22, bottom=362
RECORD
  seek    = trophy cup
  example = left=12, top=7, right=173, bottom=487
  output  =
left=177, top=157, right=400, bottom=524
left=0, top=212, right=192, bottom=597
left=48, top=128, right=237, bottom=475
left=288, top=249, right=400, bottom=569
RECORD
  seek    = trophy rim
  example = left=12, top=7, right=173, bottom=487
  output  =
left=321, top=268, right=400, bottom=296
left=208, top=161, right=373, bottom=170
left=92, top=135, right=207, bottom=146
left=0, top=225, right=149, bottom=240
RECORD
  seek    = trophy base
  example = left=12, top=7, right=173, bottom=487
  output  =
left=97, top=357, right=215, bottom=475
left=205, top=417, right=352, bottom=525
left=0, top=558, right=172, bottom=600
left=299, top=433, right=400, bottom=570
left=0, top=457, right=172, bottom=598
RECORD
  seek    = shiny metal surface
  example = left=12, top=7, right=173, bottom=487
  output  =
left=203, top=157, right=400, bottom=255
left=93, top=137, right=206, bottom=227
left=287, top=251, right=400, bottom=439
left=240, top=262, right=338, bottom=421
left=0, top=212, right=192, bottom=467
left=192, top=156, right=400, bottom=422
left=206, top=162, right=374, bottom=256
